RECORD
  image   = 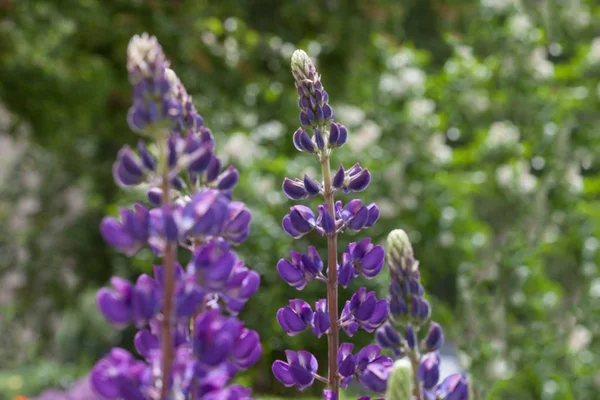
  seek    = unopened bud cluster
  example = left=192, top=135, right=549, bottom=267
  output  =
left=376, top=230, right=469, bottom=400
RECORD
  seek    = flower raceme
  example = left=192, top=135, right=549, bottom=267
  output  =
left=375, top=230, right=469, bottom=400
left=272, top=49, right=390, bottom=399
left=91, top=34, right=261, bottom=399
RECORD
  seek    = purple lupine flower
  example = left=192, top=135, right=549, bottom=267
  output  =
left=90, top=348, right=146, bottom=399
left=331, top=163, right=371, bottom=193
left=189, top=239, right=237, bottom=292
left=100, top=203, right=149, bottom=256
left=354, top=345, right=393, bottom=393
left=283, top=175, right=322, bottom=200
left=293, top=127, right=317, bottom=153
left=418, top=351, right=441, bottom=390
left=312, top=299, right=330, bottom=337
left=277, top=299, right=314, bottom=336
left=222, top=201, right=252, bottom=244
left=222, top=260, right=260, bottom=314
left=436, top=374, right=469, bottom=400
left=335, top=200, right=380, bottom=233
left=328, top=122, right=348, bottom=148
left=283, top=205, right=317, bottom=238
left=112, top=145, right=151, bottom=187
left=338, top=239, right=385, bottom=287
left=375, top=322, right=403, bottom=357
left=343, top=288, right=389, bottom=333
left=272, top=350, right=319, bottom=390
left=423, top=321, right=444, bottom=352
left=277, top=246, right=323, bottom=290
left=337, top=343, right=356, bottom=389
left=193, top=310, right=240, bottom=366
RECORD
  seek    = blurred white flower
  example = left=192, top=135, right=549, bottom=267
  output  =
left=587, top=37, right=600, bottom=64
left=565, top=163, right=584, bottom=193
left=568, top=325, right=592, bottom=353
left=508, top=13, right=533, bottom=38
left=407, top=98, right=435, bottom=121
left=496, top=161, right=538, bottom=193
left=427, top=133, right=452, bottom=165
left=252, top=120, right=285, bottom=140
left=379, top=67, right=426, bottom=99
left=486, top=120, right=520, bottom=147
left=334, top=104, right=365, bottom=127
left=387, top=49, right=416, bottom=70
left=223, top=132, right=263, bottom=167
left=529, top=48, right=554, bottom=80
left=459, top=89, right=490, bottom=115
left=481, top=0, right=516, bottom=14
left=349, top=120, right=381, bottom=153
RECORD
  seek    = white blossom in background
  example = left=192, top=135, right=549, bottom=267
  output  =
left=333, top=104, right=365, bottom=127
left=406, top=98, right=435, bottom=121
left=427, top=133, right=452, bottom=165
left=459, top=89, right=490, bottom=115
left=496, top=161, right=538, bottom=194
left=508, top=13, right=534, bottom=39
left=568, top=325, right=592, bottom=353
left=386, top=48, right=416, bottom=70
left=486, top=120, right=520, bottom=148
left=565, top=163, right=584, bottom=193
left=349, top=120, right=381, bottom=152
left=528, top=47, right=554, bottom=80
left=587, top=37, right=600, bottom=64
left=480, top=0, right=517, bottom=14
left=379, top=67, right=426, bottom=99
left=223, top=132, right=264, bottom=167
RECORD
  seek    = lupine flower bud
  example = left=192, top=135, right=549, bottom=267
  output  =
left=96, top=277, right=133, bottom=327
left=147, top=205, right=179, bottom=254
left=131, top=274, right=160, bottom=326
left=178, top=189, right=230, bottom=238
left=332, top=165, right=345, bottom=189
left=272, top=350, right=318, bottom=390
left=134, top=329, right=159, bottom=359
left=291, top=49, right=333, bottom=128
left=336, top=200, right=380, bottom=232
left=328, top=122, right=348, bottom=148
left=216, top=166, right=240, bottom=190
left=277, top=246, right=323, bottom=290
left=137, top=141, right=156, bottom=170
left=231, top=328, right=262, bottom=369
left=317, top=204, right=336, bottom=234
left=323, top=390, right=337, bottom=400
left=375, top=322, right=402, bottom=356
left=277, top=299, right=314, bottom=336
left=312, top=299, right=330, bottom=337
left=405, top=324, right=416, bottom=350
left=100, top=203, right=149, bottom=256
left=303, top=174, right=321, bottom=196
left=338, top=343, right=356, bottom=389
left=411, top=296, right=431, bottom=322
left=112, top=145, right=147, bottom=187
left=423, top=321, right=444, bottom=352
left=222, top=201, right=252, bottom=244
left=293, top=128, right=316, bottom=153
left=147, top=187, right=163, bottom=206
left=282, top=205, right=317, bottom=238
left=436, top=374, right=469, bottom=400
left=283, top=177, right=309, bottom=200
left=389, top=293, right=409, bottom=318
left=418, top=351, right=440, bottom=390
left=387, top=229, right=417, bottom=273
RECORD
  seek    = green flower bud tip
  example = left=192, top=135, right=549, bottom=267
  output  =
left=385, top=358, right=413, bottom=400
left=387, top=229, right=417, bottom=272
left=291, top=49, right=319, bottom=83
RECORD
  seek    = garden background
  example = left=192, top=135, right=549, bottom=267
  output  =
left=1, top=0, right=599, bottom=399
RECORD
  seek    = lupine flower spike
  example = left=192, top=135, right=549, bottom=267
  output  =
left=377, top=229, right=469, bottom=400
left=272, top=49, right=388, bottom=399
left=91, top=33, right=260, bottom=399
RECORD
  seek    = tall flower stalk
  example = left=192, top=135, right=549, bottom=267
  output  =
left=272, top=50, right=389, bottom=399
left=90, top=34, right=261, bottom=399
left=377, top=229, right=469, bottom=400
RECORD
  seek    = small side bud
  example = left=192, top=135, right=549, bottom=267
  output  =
left=423, top=321, right=444, bottom=352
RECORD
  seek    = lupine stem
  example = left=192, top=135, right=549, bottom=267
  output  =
left=406, top=346, right=422, bottom=399
left=158, top=139, right=175, bottom=400
left=321, top=152, right=339, bottom=397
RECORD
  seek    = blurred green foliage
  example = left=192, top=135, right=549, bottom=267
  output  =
left=1, top=0, right=599, bottom=399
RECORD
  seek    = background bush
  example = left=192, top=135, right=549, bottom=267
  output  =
left=1, top=0, right=599, bottom=398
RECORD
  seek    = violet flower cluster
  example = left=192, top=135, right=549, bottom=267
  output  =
left=90, top=34, right=260, bottom=400
left=376, top=230, right=469, bottom=400
left=272, top=50, right=390, bottom=399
